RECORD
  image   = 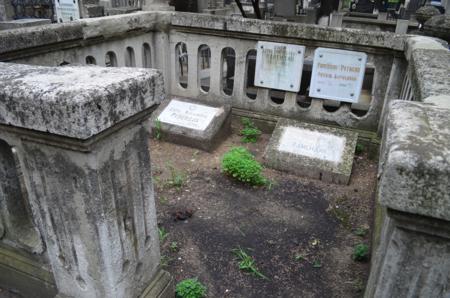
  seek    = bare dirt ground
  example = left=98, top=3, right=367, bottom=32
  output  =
left=151, top=128, right=378, bottom=298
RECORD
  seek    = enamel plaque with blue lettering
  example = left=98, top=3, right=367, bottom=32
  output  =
left=309, top=48, right=367, bottom=103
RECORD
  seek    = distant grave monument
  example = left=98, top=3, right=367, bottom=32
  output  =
left=264, top=120, right=358, bottom=184
left=150, top=98, right=231, bottom=151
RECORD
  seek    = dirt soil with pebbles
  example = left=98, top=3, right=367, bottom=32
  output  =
left=151, top=127, right=378, bottom=298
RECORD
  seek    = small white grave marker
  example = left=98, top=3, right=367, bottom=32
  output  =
left=278, top=127, right=345, bottom=163
left=309, top=48, right=367, bottom=103
left=255, top=41, right=305, bottom=92
left=157, top=99, right=220, bottom=131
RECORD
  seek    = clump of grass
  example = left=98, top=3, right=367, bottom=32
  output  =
left=167, top=164, right=186, bottom=190
left=158, top=226, right=168, bottom=243
left=352, top=243, right=369, bottom=262
left=221, top=147, right=266, bottom=186
left=354, top=226, right=368, bottom=237
left=240, top=117, right=261, bottom=143
left=329, top=204, right=351, bottom=229
left=176, top=278, right=207, bottom=298
left=154, top=119, right=162, bottom=140
left=232, top=247, right=268, bottom=279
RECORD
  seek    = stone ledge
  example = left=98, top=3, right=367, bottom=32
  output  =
left=171, top=12, right=408, bottom=51
left=0, top=63, right=164, bottom=139
left=379, top=100, right=450, bottom=221
left=139, top=268, right=174, bottom=298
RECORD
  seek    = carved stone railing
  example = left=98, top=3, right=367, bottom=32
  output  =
left=0, top=12, right=409, bottom=136
left=0, top=62, right=173, bottom=297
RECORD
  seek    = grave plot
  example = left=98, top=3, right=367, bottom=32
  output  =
left=150, top=98, right=231, bottom=152
left=150, top=124, right=377, bottom=298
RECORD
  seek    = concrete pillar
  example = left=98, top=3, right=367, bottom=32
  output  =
left=365, top=101, right=450, bottom=297
left=0, top=63, right=172, bottom=298
left=141, top=0, right=173, bottom=11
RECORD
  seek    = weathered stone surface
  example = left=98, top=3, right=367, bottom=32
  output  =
left=424, top=14, right=450, bottom=42
left=0, top=22, right=83, bottom=55
left=264, top=119, right=358, bottom=184
left=405, top=37, right=450, bottom=101
left=379, top=100, right=450, bottom=221
left=171, top=12, right=408, bottom=51
left=0, top=19, right=51, bottom=30
left=0, top=63, right=164, bottom=139
left=366, top=209, right=450, bottom=298
left=423, top=95, right=450, bottom=109
left=150, top=98, right=231, bottom=151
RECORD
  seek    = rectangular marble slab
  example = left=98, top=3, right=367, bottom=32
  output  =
left=264, top=120, right=358, bottom=184
left=157, top=100, right=220, bottom=131
left=278, top=127, right=345, bottom=163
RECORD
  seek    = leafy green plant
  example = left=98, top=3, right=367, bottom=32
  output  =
left=355, top=143, right=365, bottom=155
left=232, top=247, right=268, bottom=279
left=352, top=243, right=369, bottom=262
left=240, top=117, right=261, bottom=143
left=154, top=119, right=162, bottom=140
left=176, top=278, right=207, bottom=298
left=221, top=147, right=266, bottom=186
left=160, top=255, right=172, bottom=268
left=158, top=227, right=168, bottom=243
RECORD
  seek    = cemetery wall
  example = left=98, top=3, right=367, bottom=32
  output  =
left=0, top=12, right=410, bottom=136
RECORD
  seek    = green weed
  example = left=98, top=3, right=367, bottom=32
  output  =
left=158, top=227, right=168, bottom=243
left=352, top=243, right=369, bottom=262
left=170, top=241, right=179, bottom=252
left=154, top=119, right=162, bottom=140
left=240, top=117, right=261, bottom=143
left=232, top=247, right=268, bottom=280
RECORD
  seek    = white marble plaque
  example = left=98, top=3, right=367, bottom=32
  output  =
left=278, top=127, right=345, bottom=163
left=255, top=41, right=305, bottom=92
left=55, top=0, right=80, bottom=23
left=309, top=48, right=367, bottom=103
left=157, top=100, right=220, bottom=131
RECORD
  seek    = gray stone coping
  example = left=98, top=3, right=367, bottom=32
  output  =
left=170, top=12, right=408, bottom=51
left=0, top=63, right=164, bottom=139
left=0, top=11, right=419, bottom=57
left=263, top=119, right=358, bottom=184
left=380, top=100, right=450, bottom=221
left=406, top=37, right=450, bottom=101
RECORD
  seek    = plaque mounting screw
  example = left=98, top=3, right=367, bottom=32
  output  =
left=260, top=45, right=264, bottom=49
left=317, top=88, right=321, bottom=92
left=319, top=54, right=323, bottom=58
left=358, top=58, right=362, bottom=61
left=298, top=51, right=301, bottom=54
left=350, top=93, right=354, bottom=96
left=260, top=81, right=264, bottom=84
left=290, top=84, right=294, bottom=88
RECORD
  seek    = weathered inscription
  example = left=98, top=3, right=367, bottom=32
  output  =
left=278, top=127, right=345, bottom=163
left=255, top=41, right=305, bottom=92
left=309, top=48, right=367, bottom=103
left=157, top=100, right=219, bottom=131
